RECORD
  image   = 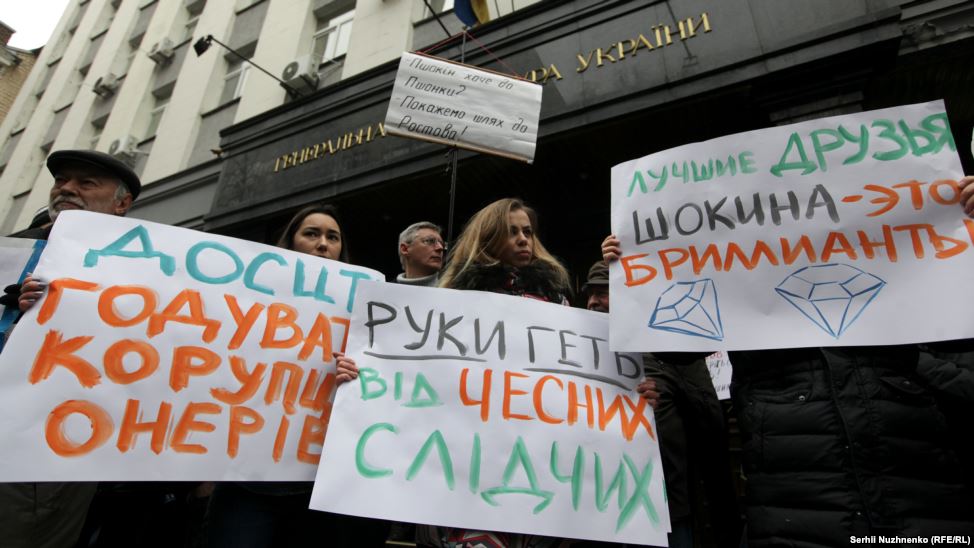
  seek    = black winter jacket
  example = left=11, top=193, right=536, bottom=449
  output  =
left=730, top=345, right=974, bottom=547
left=918, top=340, right=974, bottom=492
left=446, top=262, right=571, bottom=304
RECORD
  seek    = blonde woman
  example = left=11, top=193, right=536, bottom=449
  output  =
left=438, top=198, right=571, bottom=304
left=421, top=198, right=572, bottom=548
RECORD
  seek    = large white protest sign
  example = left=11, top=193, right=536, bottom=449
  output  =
left=610, top=100, right=973, bottom=351
left=385, top=52, right=542, bottom=163
left=311, top=282, right=669, bottom=546
left=0, top=237, right=46, bottom=351
left=0, top=211, right=383, bottom=481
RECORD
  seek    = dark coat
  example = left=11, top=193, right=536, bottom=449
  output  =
left=729, top=345, right=974, bottom=546
left=918, top=339, right=974, bottom=492
left=643, top=353, right=743, bottom=548
left=12, top=226, right=52, bottom=240
left=446, top=262, right=571, bottom=303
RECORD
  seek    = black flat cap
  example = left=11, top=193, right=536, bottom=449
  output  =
left=47, top=149, right=142, bottom=200
left=582, top=260, right=609, bottom=293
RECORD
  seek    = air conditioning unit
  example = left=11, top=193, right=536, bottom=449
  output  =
left=281, top=55, right=319, bottom=96
left=147, top=38, right=175, bottom=65
left=92, top=73, right=120, bottom=97
left=108, top=135, right=140, bottom=164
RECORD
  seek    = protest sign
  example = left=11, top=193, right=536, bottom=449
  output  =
left=0, top=211, right=383, bottom=481
left=384, top=52, right=542, bottom=163
left=610, top=100, right=973, bottom=351
left=311, top=282, right=669, bottom=546
left=0, top=237, right=46, bottom=352
left=705, top=352, right=731, bottom=400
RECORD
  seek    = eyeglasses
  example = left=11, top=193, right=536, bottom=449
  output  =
left=416, top=236, right=447, bottom=249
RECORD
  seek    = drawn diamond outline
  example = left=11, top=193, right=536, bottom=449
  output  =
left=775, top=263, right=886, bottom=338
left=648, top=278, right=724, bottom=341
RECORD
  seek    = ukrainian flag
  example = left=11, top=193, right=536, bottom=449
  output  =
left=455, top=0, right=490, bottom=26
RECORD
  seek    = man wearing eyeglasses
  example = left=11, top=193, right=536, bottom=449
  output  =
left=396, top=221, right=446, bottom=287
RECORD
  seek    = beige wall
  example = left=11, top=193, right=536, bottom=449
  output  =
left=0, top=49, right=38, bottom=126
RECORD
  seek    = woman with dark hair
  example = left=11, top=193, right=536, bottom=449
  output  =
left=208, top=204, right=389, bottom=548
left=275, top=203, right=350, bottom=263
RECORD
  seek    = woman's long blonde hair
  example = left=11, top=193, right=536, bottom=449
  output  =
left=439, top=198, right=569, bottom=289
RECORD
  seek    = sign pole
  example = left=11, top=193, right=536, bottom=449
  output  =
left=446, top=29, right=468, bottom=245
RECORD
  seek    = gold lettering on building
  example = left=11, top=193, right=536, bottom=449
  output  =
left=575, top=12, right=711, bottom=74
left=273, top=122, right=387, bottom=173
left=525, top=64, right=564, bottom=84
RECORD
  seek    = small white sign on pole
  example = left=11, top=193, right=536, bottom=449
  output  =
left=384, top=52, right=543, bottom=163
left=705, top=352, right=732, bottom=400
left=0, top=211, right=383, bottom=481
left=311, top=282, right=669, bottom=546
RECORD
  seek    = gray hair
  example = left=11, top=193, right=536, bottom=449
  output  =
left=398, top=221, right=442, bottom=268
left=113, top=181, right=131, bottom=201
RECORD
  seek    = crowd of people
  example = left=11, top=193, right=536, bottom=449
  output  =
left=0, top=148, right=972, bottom=547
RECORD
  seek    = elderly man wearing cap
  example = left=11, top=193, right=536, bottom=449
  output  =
left=11, top=149, right=139, bottom=308
left=581, top=260, right=742, bottom=548
left=0, top=150, right=140, bottom=548
left=14, top=149, right=139, bottom=238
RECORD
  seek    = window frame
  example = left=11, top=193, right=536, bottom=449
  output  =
left=311, top=10, right=354, bottom=66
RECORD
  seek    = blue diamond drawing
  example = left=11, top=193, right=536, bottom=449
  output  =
left=649, top=279, right=724, bottom=340
left=775, top=263, right=885, bottom=338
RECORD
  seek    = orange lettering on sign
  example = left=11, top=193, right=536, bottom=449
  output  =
left=459, top=368, right=492, bottom=422
left=170, top=346, right=220, bottom=392
left=103, top=339, right=159, bottom=384
left=148, top=289, right=221, bottom=342
left=619, top=253, right=656, bottom=286
left=210, top=356, right=266, bottom=406
left=45, top=400, right=113, bottom=457
left=297, top=414, right=327, bottom=464
left=265, top=361, right=304, bottom=414
left=272, top=415, right=289, bottom=463
left=37, top=278, right=99, bottom=325
left=261, top=303, right=303, bottom=349
left=228, top=406, right=264, bottom=458
left=502, top=371, right=531, bottom=421
left=98, top=285, right=157, bottom=327
left=533, top=375, right=564, bottom=425
left=117, top=399, right=172, bottom=454
left=224, top=295, right=265, bottom=350
left=29, top=330, right=99, bottom=387
left=169, top=402, right=220, bottom=454
left=298, top=313, right=332, bottom=361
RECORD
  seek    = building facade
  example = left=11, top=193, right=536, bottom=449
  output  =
left=0, top=22, right=40, bottom=128
left=0, top=0, right=972, bottom=285
left=0, top=0, right=520, bottom=234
